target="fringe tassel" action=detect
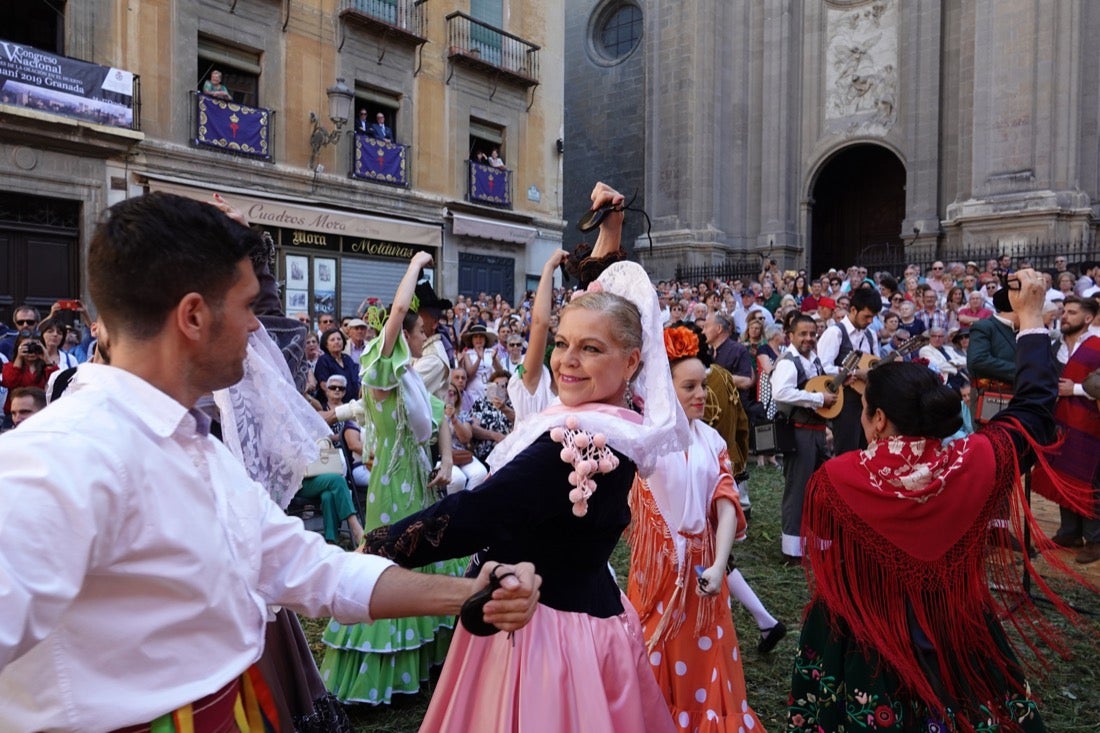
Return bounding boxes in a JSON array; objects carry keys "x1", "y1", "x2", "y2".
[{"x1": 803, "y1": 423, "x2": 1092, "y2": 733}]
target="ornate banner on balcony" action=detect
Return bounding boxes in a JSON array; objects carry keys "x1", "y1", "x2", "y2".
[
  {"x1": 353, "y1": 134, "x2": 408, "y2": 186},
  {"x1": 0, "y1": 38, "x2": 135, "y2": 129},
  {"x1": 469, "y1": 161, "x2": 511, "y2": 207},
  {"x1": 194, "y1": 94, "x2": 271, "y2": 160}
]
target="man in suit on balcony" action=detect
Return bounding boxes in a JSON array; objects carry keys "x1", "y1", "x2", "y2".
[{"x1": 367, "y1": 112, "x2": 394, "y2": 142}]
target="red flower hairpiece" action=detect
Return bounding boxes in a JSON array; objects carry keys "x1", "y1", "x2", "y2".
[{"x1": 664, "y1": 326, "x2": 700, "y2": 362}]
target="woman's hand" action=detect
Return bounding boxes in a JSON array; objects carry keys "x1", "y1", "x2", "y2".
[
  {"x1": 589, "y1": 182, "x2": 626, "y2": 259},
  {"x1": 428, "y1": 461, "x2": 452, "y2": 489},
  {"x1": 410, "y1": 251, "x2": 434, "y2": 271},
  {"x1": 697, "y1": 564, "x2": 725, "y2": 597},
  {"x1": 210, "y1": 193, "x2": 249, "y2": 226}
]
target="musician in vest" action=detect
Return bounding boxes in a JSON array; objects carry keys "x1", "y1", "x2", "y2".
[
  {"x1": 815, "y1": 287, "x2": 882, "y2": 455},
  {"x1": 1034, "y1": 295, "x2": 1100, "y2": 564},
  {"x1": 772, "y1": 314, "x2": 837, "y2": 563}
]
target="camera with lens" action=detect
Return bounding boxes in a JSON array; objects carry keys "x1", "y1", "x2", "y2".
[{"x1": 23, "y1": 341, "x2": 44, "y2": 355}]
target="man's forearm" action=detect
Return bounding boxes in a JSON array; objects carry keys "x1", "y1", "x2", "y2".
[{"x1": 369, "y1": 566, "x2": 477, "y2": 619}]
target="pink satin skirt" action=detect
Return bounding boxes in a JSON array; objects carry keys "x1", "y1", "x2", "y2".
[{"x1": 420, "y1": 599, "x2": 676, "y2": 732}]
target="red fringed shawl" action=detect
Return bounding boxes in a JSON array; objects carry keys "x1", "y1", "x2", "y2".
[{"x1": 802, "y1": 422, "x2": 1094, "y2": 732}]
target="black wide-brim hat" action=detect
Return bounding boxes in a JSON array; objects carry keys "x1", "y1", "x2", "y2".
[
  {"x1": 415, "y1": 279, "x2": 453, "y2": 312},
  {"x1": 461, "y1": 324, "x2": 498, "y2": 346}
]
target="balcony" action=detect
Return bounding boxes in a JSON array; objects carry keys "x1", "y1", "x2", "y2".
[
  {"x1": 445, "y1": 12, "x2": 540, "y2": 88},
  {"x1": 191, "y1": 91, "x2": 274, "y2": 162},
  {"x1": 467, "y1": 160, "x2": 512, "y2": 208},
  {"x1": 352, "y1": 133, "x2": 409, "y2": 187},
  {"x1": 339, "y1": 0, "x2": 426, "y2": 43}
]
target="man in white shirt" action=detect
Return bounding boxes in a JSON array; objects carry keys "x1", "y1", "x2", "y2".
[
  {"x1": 815, "y1": 286, "x2": 881, "y2": 455},
  {"x1": 0, "y1": 192, "x2": 539, "y2": 733},
  {"x1": 771, "y1": 314, "x2": 836, "y2": 563},
  {"x1": 343, "y1": 317, "x2": 370, "y2": 363}
]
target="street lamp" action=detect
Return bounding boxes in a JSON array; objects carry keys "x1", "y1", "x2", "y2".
[{"x1": 308, "y1": 78, "x2": 354, "y2": 170}]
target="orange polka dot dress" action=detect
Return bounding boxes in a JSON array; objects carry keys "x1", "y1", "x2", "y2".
[{"x1": 628, "y1": 421, "x2": 765, "y2": 733}]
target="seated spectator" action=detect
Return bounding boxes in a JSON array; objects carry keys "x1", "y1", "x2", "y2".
[
  {"x1": 881, "y1": 328, "x2": 913, "y2": 361},
  {"x1": 38, "y1": 318, "x2": 79, "y2": 370},
  {"x1": 442, "y1": 382, "x2": 488, "y2": 494},
  {"x1": 6, "y1": 386, "x2": 46, "y2": 430},
  {"x1": 816, "y1": 297, "x2": 836, "y2": 323},
  {"x1": 2, "y1": 332, "x2": 58, "y2": 423},
  {"x1": 317, "y1": 375, "x2": 371, "y2": 498},
  {"x1": 314, "y1": 328, "x2": 360, "y2": 402},
  {"x1": 201, "y1": 69, "x2": 233, "y2": 101},
  {"x1": 958, "y1": 289, "x2": 993, "y2": 326},
  {"x1": 296, "y1": 468, "x2": 365, "y2": 548},
  {"x1": 919, "y1": 327, "x2": 969, "y2": 392},
  {"x1": 0, "y1": 304, "x2": 40, "y2": 360},
  {"x1": 470, "y1": 382, "x2": 511, "y2": 462}
]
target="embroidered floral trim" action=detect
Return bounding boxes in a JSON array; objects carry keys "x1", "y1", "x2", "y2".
[
  {"x1": 550, "y1": 416, "x2": 620, "y2": 517},
  {"x1": 858, "y1": 435, "x2": 971, "y2": 502}
]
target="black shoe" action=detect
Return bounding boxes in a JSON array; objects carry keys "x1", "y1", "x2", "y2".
[
  {"x1": 758, "y1": 621, "x2": 787, "y2": 654},
  {"x1": 742, "y1": 507, "x2": 752, "y2": 522},
  {"x1": 1051, "y1": 533, "x2": 1083, "y2": 549},
  {"x1": 782, "y1": 553, "x2": 802, "y2": 568}
]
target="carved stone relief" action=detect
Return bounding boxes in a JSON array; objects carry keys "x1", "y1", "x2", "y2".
[{"x1": 824, "y1": 0, "x2": 898, "y2": 135}]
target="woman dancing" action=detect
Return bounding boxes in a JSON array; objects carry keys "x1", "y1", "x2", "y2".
[
  {"x1": 320, "y1": 252, "x2": 465, "y2": 705},
  {"x1": 628, "y1": 324, "x2": 764, "y2": 732},
  {"x1": 788, "y1": 268, "x2": 1090, "y2": 732},
  {"x1": 362, "y1": 210, "x2": 689, "y2": 730}
]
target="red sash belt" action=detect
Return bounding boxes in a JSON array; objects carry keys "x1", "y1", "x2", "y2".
[{"x1": 111, "y1": 677, "x2": 241, "y2": 733}]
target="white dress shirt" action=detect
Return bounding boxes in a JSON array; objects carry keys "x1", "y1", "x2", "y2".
[
  {"x1": 770, "y1": 346, "x2": 827, "y2": 409},
  {"x1": 816, "y1": 316, "x2": 876, "y2": 375},
  {"x1": 0, "y1": 364, "x2": 393, "y2": 732}
]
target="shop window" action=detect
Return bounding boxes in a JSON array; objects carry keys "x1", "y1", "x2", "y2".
[
  {"x1": 196, "y1": 35, "x2": 261, "y2": 107},
  {"x1": 0, "y1": 1, "x2": 65, "y2": 54}
]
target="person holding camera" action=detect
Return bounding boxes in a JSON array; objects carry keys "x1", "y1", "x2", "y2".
[{"x1": 1, "y1": 333, "x2": 58, "y2": 422}]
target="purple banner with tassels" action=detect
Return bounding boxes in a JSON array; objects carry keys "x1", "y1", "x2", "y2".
[
  {"x1": 468, "y1": 161, "x2": 511, "y2": 207},
  {"x1": 353, "y1": 134, "x2": 408, "y2": 186},
  {"x1": 194, "y1": 94, "x2": 271, "y2": 160}
]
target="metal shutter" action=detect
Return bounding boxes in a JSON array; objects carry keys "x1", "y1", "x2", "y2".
[{"x1": 340, "y1": 258, "x2": 409, "y2": 316}]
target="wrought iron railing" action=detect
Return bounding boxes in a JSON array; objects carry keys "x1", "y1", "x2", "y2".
[
  {"x1": 190, "y1": 91, "x2": 274, "y2": 161},
  {"x1": 467, "y1": 160, "x2": 512, "y2": 208},
  {"x1": 352, "y1": 133, "x2": 409, "y2": 186},
  {"x1": 339, "y1": 0, "x2": 425, "y2": 38},
  {"x1": 445, "y1": 12, "x2": 540, "y2": 84}
]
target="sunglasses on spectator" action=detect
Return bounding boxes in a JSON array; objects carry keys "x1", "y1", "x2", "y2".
[
  {"x1": 891, "y1": 295, "x2": 903, "y2": 302},
  {"x1": 16, "y1": 319, "x2": 36, "y2": 326},
  {"x1": 508, "y1": 342, "x2": 523, "y2": 347},
  {"x1": 328, "y1": 386, "x2": 346, "y2": 392}
]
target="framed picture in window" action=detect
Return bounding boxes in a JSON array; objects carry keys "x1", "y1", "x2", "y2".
[
  {"x1": 286, "y1": 255, "x2": 309, "y2": 288},
  {"x1": 286, "y1": 289, "x2": 308, "y2": 313},
  {"x1": 314, "y1": 257, "x2": 336, "y2": 286}
]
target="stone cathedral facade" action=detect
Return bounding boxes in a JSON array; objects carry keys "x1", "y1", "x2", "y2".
[{"x1": 565, "y1": 0, "x2": 1100, "y2": 279}]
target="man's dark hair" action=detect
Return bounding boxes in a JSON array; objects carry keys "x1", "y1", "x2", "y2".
[
  {"x1": 789, "y1": 313, "x2": 817, "y2": 332},
  {"x1": 849, "y1": 287, "x2": 882, "y2": 314},
  {"x1": 878, "y1": 275, "x2": 899, "y2": 294},
  {"x1": 1064, "y1": 294, "x2": 1100, "y2": 318},
  {"x1": 88, "y1": 192, "x2": 257, "y2": 340},
  {"x1": 11, "y1": 386, "x2": 47, "y2": 410}
]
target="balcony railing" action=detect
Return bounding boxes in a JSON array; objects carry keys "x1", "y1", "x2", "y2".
[
  {"x1": 191, "y1": 91, "x2": 274, "y2": 162},
  {"x1": 446, "y1": 12, "x2": 539, "y2": 87},
  {"x1": 467, "y1": 160, "x2": 512, "y2": 208},
  {"x1": 0, "y1": 38, "x2": 140, "y2": 130},
  {"x1": 339, "y1": 0, "x2": 426, "y2": 42},
  {"x1": 352, "y1": 133, "x2": 409, "y2": 187}
]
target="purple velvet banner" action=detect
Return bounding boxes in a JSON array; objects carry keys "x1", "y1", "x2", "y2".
[
  {"x1": 469, "y1": 161, "x2": 511, "y2": 207},
  {"x1": 194, "y1": 94, "x2": 270, "y2": 160},
  {"x1": 353, "y1": 134, "x2": 408, "y2": 186}
]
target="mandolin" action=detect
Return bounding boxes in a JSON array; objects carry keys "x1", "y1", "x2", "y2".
[
  {"x1": 848, "y1": 334, "x2": 931, "y2": 395},
  {"x1": 803, "y1": 350, "x2": 861, "y2": 419}
]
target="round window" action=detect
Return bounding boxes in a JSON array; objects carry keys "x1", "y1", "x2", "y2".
[{"x1": 594, "y1": 3, "x2": 642, "y2": 63}]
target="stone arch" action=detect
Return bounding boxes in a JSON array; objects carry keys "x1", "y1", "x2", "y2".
[{"x1": 805, "y1": 142, "x2": 907, "y2": 277}]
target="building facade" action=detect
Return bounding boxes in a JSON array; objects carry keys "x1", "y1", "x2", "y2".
[
  {"x1": 564, "y1": 0, "x2": 1100, "y2": 280},
  {"x1": 0, "y1": 0, "x2": 564, "y2": 326}
]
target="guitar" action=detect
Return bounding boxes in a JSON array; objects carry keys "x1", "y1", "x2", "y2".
[
  {"x1": 803, "y1": 350, "x2": 861, "y2": 419},
  {"x1": 848, "y1": 334, "x2": 931, "y2": 395}
]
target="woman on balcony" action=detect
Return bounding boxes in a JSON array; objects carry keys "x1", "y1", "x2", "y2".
[{"x1": 201, "y1": 70, "x2": 233, "y2": 101}]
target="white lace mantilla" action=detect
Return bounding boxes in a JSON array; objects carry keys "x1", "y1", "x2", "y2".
[{"x1": 214, "y1": 324, "x2": 332, "y2": 509}]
